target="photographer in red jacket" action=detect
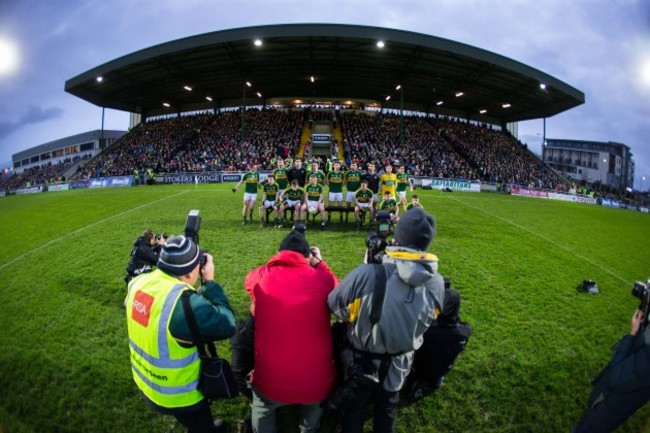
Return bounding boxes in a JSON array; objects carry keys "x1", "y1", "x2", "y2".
[{"x1": 245, "y1": 230, "x2": 339, "y2": 433}]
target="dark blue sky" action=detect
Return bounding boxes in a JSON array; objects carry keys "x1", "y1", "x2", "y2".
[{"x1": 1, "y1": 0, "x2": 648, "y2": 187}]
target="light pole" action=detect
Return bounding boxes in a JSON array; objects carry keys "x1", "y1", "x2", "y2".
[
  {"x1": 643, "y1": 175, "x2": 647, "y2": 192},
  {"x1": 396, "y1": 85, "x2": 404, "y2": 147},
  {"x1": 240, "y1": 81, "x2": 251, "y2": 142}
]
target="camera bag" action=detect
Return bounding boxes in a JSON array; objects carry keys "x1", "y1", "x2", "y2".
[{"x1": 181, "y1": 291, "x2": 239, "y2": 400}]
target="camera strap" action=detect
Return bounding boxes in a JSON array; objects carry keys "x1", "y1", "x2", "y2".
[
  {"x1": 181, "y1": 290, "x2": 218, "y2": 358},
  {"x1": 363, "y1": 264, "x2": 388, "y2": 349},
  {"x1": 369, "y1": 264, "x2": 387, "y2": 325}
]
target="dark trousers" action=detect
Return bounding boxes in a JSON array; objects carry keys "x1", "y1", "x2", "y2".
[
  {"x1": 341, "y1": 385, "x2": 400, "y2": 433},
  {"x1": 173, "y1": 400, "x2": 216, "y2": 433}
]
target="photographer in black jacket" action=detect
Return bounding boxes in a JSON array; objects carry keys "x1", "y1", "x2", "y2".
[
  {"x1": 573, "y1": 306, "x2": 650, "y2": 432},
  {"x1": 124, "y1": 229, "x2": 165, "y2": 284}
]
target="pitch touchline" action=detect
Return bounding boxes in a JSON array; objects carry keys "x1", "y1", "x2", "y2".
[
  {"x1": 0, "y1": 190, "x2": 189, "y2": 271},
  {"x1": 448, "y1": 196, "x2": 629, "y2": 284}
]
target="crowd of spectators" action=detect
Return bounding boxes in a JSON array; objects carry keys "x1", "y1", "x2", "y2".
[
  {"x1": 1, "y1": 108, "x2": 643, "y2": 206},
  {"x1": 0, "y1": 154, "x2": 90, "y2": 190},
  {"x1": 340, "y1": 111, "x2": 476, "y2": 179},
  {"x1": 435, "y1": 119, "x2": 565, "y2": 189},
  {"x1": 80, "y1": 108, "x2": 302, "y2": 178}
]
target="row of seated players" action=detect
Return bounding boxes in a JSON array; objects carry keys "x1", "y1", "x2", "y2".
[{"x1": 239, "y1": 172, "x2": 424, "y2": 231}]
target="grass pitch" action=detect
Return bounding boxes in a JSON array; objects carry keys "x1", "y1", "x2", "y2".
[{"x1": 1, "y1": 184, "x2": 649, "y2": 433}]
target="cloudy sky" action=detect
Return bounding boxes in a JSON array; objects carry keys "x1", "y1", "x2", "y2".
[{"x1": 1, "y1": 0, "x2": 648, "y2": 188}]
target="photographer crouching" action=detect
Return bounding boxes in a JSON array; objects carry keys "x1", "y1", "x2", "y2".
[
  {"x1": 327, "y1": 207, "x2": 446, "y2": 433},
  {"x1": 124, "y1": 229, "x2": 167, "y2": 285},
  {"x1": 125, "y1": 235, "x2": 236, "y2": 433},
  {"x1": 574, "y1": 280, "x2": 650, "y2": 433}
]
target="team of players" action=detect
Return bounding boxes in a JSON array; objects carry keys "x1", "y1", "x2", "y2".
[{"x1": 232, "y1": 158, "x2": 423, "y2": 230}]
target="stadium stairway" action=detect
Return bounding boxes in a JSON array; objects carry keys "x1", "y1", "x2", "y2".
[
  {"x1": 332, "y1": 119, "x2": 344, "y2": 160},
  {"x1": 298, "y1": 121, "x2": 312, "y2": 158}
]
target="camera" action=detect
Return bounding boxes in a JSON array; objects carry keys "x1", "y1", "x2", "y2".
[
  {"x1": 632, "y1": 280, "x2": 650, "y2": 328},
  {"x1": 184, "y1": 209, "x2": 208, "y2": 277},
  {"x1": 184, "y1": 209, "x2": 201, "y2": 245},
  {"x1": 364, "y1": 211, "x2": 392, "y2": 264},
  {"x1": 326, "y1": 361, "x2": 380, "y2": 411},
  {"x1": 374, "y1": 210, "x2": 392, "y2": 239}
]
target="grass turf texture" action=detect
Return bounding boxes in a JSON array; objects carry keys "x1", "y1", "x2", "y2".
[{"x1": 1, "y1": 184, "x2": 649, "y2": 433}]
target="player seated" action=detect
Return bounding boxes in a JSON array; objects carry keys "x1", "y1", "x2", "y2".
[
  {"x1": 279, "y1": 179, "x2": 304, "y2": 225},
  {"x1": 353, "y1": 179, "x2": 375, "y2": 231},
  {"x1": 378, "y1": 191, "x2": 399, "y2": 223},
  {"x1": 406, "y1": 194, "x2": 424, "y2": 211},
  {"x1": 258, "y1": 175, "x2": 280, "y2": 227},
  {"x1": 301, "y1": 172, "x2": 327, "y2": 230}
]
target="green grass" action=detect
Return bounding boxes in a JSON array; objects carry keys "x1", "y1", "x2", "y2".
[{"x1": 1, "y1": 184, "x2": 650, "y2": 433}]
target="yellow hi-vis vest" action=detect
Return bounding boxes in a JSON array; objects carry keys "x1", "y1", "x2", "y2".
[{"x1": 126, "y1": 270, "x2": 202, "y2": 408}]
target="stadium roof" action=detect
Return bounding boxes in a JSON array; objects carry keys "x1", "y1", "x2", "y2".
[{"x1": 65, "y1": 23, "x2": 585, "y2": 124}]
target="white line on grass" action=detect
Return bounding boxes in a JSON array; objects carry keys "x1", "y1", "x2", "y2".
[
  {"x1": 0, "y1": 190, "x2": 190, "y2": 271},
  {"x1": 447, "y1": 196, "x2": 630, "y2": 284}
]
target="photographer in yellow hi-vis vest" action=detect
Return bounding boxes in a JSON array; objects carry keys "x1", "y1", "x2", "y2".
[{"x1": 126, "y1": 235, "x2": 236, "y2": 433}]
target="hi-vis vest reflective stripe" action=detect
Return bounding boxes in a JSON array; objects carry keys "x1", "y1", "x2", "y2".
[{"x1": 126, "y1": 270, "x2": 202, "y2": 408}]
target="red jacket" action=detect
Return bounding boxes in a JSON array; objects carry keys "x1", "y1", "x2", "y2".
[{"x1": 245, "y1": 250, "x2": 339, "y2": 403}]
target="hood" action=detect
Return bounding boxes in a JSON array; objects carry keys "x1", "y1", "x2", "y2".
[
  {"x1": 133, "y1": 236, "x2": 147, "y2": 247},
  {"x1": 266, "y1": 249, "x2": 310, "y2": 268},
  {"x1": 382, "y1": 246, "x2": 438, "y2": 286}
]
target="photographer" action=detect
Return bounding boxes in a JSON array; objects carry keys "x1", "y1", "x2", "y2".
[
  {"x1": 124, "y1": 229, "x2": 165, "y2": 284},
  {"x1": 573, "y1": 306, "x2": 650, "y2": 433},
  {"x1": 406, "y1": 288, "x2": 472, "y2": 402},
  {"x1": 244, "y1": 231, "x2": 339, "y2": 433},
  {"x1": 125, "y1": 235, "x2": 236, "y2": 433},
  {"x1": 327, "y1": 207, "x2": 446, "y2": 433}
]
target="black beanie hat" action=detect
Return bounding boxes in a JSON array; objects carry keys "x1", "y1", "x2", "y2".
[
  {"x1": 158, "y1": 235, "x2": 201, "y2": 276},
  {"x1": 279, "y1": 231, "x2": 311, "y2": 258},
  {"x1": 394, "y1": 207, "x2": 436, "y2": 251}
]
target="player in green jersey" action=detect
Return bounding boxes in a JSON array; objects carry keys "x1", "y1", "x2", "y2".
[
  {"x1": 301, "y1": 173, "x2": 327, "y2": 230},
  {"x1": 379, "y1": 191, "x2": 400, "y2": 223},
  {"x1": 354, "y1": 179, "x2": 375, "y2": 231},
  {"x1": 344, "y1": 162, "x2": 364, "y2": 208},
  {"x1": 272, "y1": 159, "x2": 290, "y2": 191},
  {"x1": 258, "y1": 175, "x2": 280, "y2": 227},
  {"x1": 405, "y1": 194, "x2": 424, "y2": 211},
  {"x1": 326, "y1": 161, "x2": 345, "y2": 207},
  {"x1": 396, "y1": 165, "x2": 413, "y2": 210},
  {"x1": 310, "y1": 161, "x2": 326, "y2": 185},
  {"x1": 232, "y1": 163, "x2": 260, "y2": 225},
  {"x1": 278, "y1": 180, "x2": 305, "y2": 226}
]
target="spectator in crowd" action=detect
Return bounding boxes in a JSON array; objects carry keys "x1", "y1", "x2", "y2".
[
  {"x1": 245, "y1": 231, "x2": 339, "y2": 433},
  {"x1": 125, "y1": 235, "x2": 236, "y2": 433},
  {"x1": 327, "y1": 207, "x2": 446, "y2": 433}
]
